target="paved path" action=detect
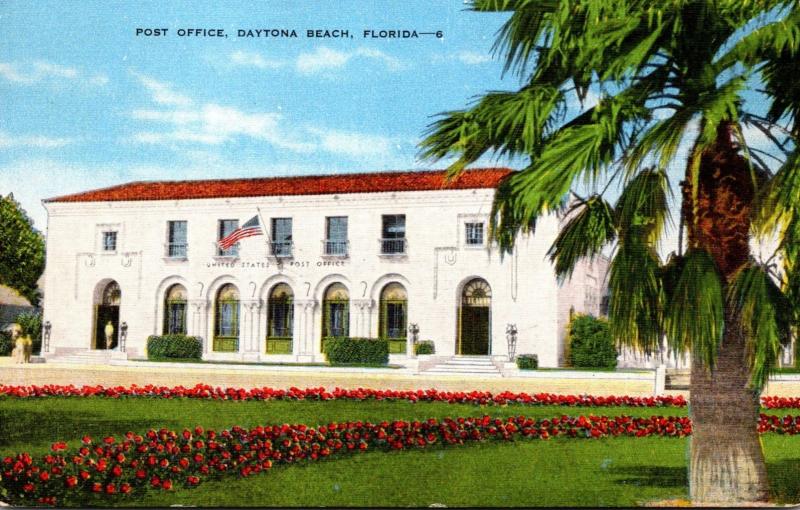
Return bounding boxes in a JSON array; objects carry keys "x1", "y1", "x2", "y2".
[
  {"x1": 0, "y1": 358, "x2": 671, "y2": 396},
  {"x1": 2, "y1": 358, "x2": 798, "y2": 397}
]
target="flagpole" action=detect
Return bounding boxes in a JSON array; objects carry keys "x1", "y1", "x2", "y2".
[{"x1": 256, "y1": 206, "x2": 271, "y2": 255}]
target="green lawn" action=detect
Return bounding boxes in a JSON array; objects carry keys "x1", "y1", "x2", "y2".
[{"x1": 0, "y1": 397, "x2": 798, "y2": 507}]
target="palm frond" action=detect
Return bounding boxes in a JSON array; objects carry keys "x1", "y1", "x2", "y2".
[
  {"x1": 752, "y1": 151, "x2": 800, "y2": 236},
  {"x1": 727, "y1": 263, "x2": 792, "y2": 389},
  {"x1": 615, "y1": 167, "x2": 672, "y2": 246},
  {"x1": 608, "y1": 238, "x2": 664, "y2": 355},
  {"x1": 547, "y1": 195, "x2": 616, "y2": 281},
  {"x1": 418, "y1": 85, "x2": 567, "y2": 175},
  {"x1": 664, "y1": 249, "x2": 725, "y2": 370}
]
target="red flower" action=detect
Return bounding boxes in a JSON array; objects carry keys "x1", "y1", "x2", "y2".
[
  {"x1": 162, "y1": 480, "x2": 173, "y2": 490},
  {"x1": 51, "y1": 442, "x2": 67, "y2": 452}
]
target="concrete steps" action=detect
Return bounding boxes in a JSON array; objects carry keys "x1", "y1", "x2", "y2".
[
  {"x1": 423, "y1": 356, "x2": 502, "y2": 377},
  {"x1": 665, "y1": 369, "x2": 689, "y2": 390},
  {"x1": 47, "y1": 350, "x2": 116, "y2": 365}
]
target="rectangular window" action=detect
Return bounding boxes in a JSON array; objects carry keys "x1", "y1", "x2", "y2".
[
  {"x1": 385, "y1": 303, "x2": 407, "y2": 339},
  {"x1": 465, "y1": 222, "x2": 485, "y2": 246},
  {"x1": 164, "y1": 302, "x2": 187, "y2": 335},
  {"x1": 271, "y1": 218, "x2": 293, "y2": 257},
  {"x1": 167, "y1": 220, "x2": 188, "y2": 258},
  {"x1": 218, "y1": 219, "x2": 239, "y2": 257},
  {"x1": 325, "y1": 216, "x2": 348, "y2": 255},
  {"x1": 102, "y1": 231, "x2": 117, "y2": 252},
  {"x1": 381, "y1": 214, "x2": 406, "y2": 254}
]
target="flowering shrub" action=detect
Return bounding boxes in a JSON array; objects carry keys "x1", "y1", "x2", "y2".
[
  {"x1": 0, "y1": 383, "x2": 690, "y2": 407},
  {"x1": 0, "y1": 413, "x2": 694, "y2": 506}
]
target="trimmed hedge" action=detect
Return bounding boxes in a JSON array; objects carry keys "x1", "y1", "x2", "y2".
[
  {"x1": 147, "y1": 335, "x2": 202, "y2": 360},
  {"x1": 0, "y1": 330, "x2": 11, "y2": 356},
  {"x1": 15, "y1": 312, "x2": 41, "y2": 355},
  {"x1": 568, "y1": 314, "x2": 618, "y2": 369},
  {"x1": 516, "y1": 354, "x2": 538, "y2": 370},
  {"x1": 414, "y1": 340, "x2": 435, "y2": 355},
  {"x1": 322, "y1": 337, "x2": 389, "y2": 365}
]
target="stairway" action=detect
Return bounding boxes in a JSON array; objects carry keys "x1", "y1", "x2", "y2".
[
  {"x1": 47, "y1": 350, "x2": 116, "y2": 365},
  {"x1": 422, "y1": 356, "x2": 502, "y2": 377},
  {"x1": 665, "y1": 369, "x2": 690, "y2": 390}
]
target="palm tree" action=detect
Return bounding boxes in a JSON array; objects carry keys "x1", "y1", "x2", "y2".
[{"x1": 420, "y1": 0, "x2": 799, "y2": 504}]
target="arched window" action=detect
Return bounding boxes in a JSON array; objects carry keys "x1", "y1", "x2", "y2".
[
  {"x1": 379, "y1": 282, "x2": 407, "y2": 353},
  {"x1": 214, "y1": 284, "x2": 239, "y2": 352},
  {"x1": 163, "y1": 284, "x2": 187, "y2": 335},
  {"x1": 267, "y1": 283, "x2": 293, "y2": 354},
  {"x1": 322, "y1": 283, "x2": 349, "y2": 348},
  {"x1": 458, "y1": 278, "x2": 492, "y2": 355},
  {"x1": 102, "y1": 281, "x2": 121, "y2": 306}
]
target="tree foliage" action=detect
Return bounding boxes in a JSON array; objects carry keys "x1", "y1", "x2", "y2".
[
  {"x1": 0, "y1": 194, "x2": 45, "y2": 306},
  {"x1": 420, "y1": 0, "x2": 800, "y2": 390},
  {"x1": 568, "y1": 314, "x2": 618, "y2": 369}
]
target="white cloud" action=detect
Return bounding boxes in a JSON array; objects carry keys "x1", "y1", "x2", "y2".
[
  {"x1": 455, "y1": 51, "x2": 492, "y2": 65},
  {"x1": 0, "y1": 131, "x2": 76, "y2": 149},
  {"x1": 0, "y1": 60, "x2": 108, "y2": 87},
  {"x1": 132, "y1": 73, "x2": 192, "y2": 107},
  {"x1": 229, "y1": 50, "x2": 284, "y2": 70},
  {"x1": 309, "y1": 128, "x2": 396, "y2": 158},
  {"x1": 295, "y1": 46, "x2": 404, "y2": 74},
  {"x1": 128, "y1": 73, "x2": 410, "y2": 163}
]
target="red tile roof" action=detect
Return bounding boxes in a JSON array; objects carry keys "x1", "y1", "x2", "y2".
[{"x1": 45, "y1": 167, "x2": 514, "y2": 203}]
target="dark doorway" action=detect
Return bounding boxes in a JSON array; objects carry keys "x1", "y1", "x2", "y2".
[
  {"x1": 458, "y1": 278, "x2": 492, "y2": 355},
  {"x1": 95, "y1": 305, "x2": 119, "y2": 349},
  {"x1": 94, "y1": 280, "x2": 121, "y2": 350}
]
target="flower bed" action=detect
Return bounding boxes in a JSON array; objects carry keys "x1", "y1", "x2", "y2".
[
  {"x1": 3, "y1": 412, "x2": 800, "y2": 506},
  {"x1": 1, "y1": 413, "x2": 694, "y2": 506},
  {"x1": 0, "y1": 383, "x2": 689, "y2": 407}
]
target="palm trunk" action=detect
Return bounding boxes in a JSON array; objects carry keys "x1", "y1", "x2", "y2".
[
  {"x1": 682, "y1": 122, "x2": 770, "y2": 504},
  {"x1": 689, "y1": 303, "x2": 769, "y2": 503}
]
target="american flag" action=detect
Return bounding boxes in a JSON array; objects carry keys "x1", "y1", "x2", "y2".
[{"x1": 218, "y1": 215, "x2": 263, "y2": 250}]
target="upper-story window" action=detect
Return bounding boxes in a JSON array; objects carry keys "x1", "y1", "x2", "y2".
[
  {"x1": 102, "y1": 231, "x2": 118, "y2": 252},
  {"x1": 465, "y1": 222, "x2": 485, "y2": 246},
  {"x1": 218, "y1": 219, "x2": 239, "y2": 257},
  {"x1": 271, "y1": 218, "x2": 293, "y2": 257},
  {"x1": 324, "y1": 216, "x2": 348, "y2": 256},
  {"x1": 381, "y1": 214, "x2": 406, "y2": 255},
  {"x1": 167, "y1": 221, "x2": 188, "y2": 258}
]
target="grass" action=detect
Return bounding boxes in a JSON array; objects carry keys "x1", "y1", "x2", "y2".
[{"x1": 0, "y1": 397, "x2": 797, "y2": 507}]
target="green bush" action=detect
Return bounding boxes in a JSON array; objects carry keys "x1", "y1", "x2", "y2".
[
  {"x1": 516, "y1": 354, "x2": 538, "y2": 370},
  {"x1": 15, "y1": 311, "x2": 41, "y2": 354},
  {"x1": 568, "y1": 314, "x2": 618, "y2": 369},
  {"x1": 323, "y1": 337, "x2": 389, "y2": 365},
  {"x1": 147, "y1": 335, "x2": 202, "y2": 360},
  {"x1": 0, "y1": 330, "x2": 11, "y2": 356},
  {"x1": 414, "y1": 340, "x2": 435, "y2": 355}
]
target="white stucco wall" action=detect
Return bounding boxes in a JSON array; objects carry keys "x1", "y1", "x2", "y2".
[{"x1": 41, "y1": 187, "x2": 563, "y2": 366}]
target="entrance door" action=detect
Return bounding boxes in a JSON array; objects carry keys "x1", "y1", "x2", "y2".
[
  {"x1": 460, "y1": 306, "x2": 489, "y2": 354},
  {"x1": 95, "y1": 305, "x2": 119, "y2": 349},
  {"x1": 458, "y1": 278, "x2": 492, "y2": 355},
  {"x1": 94, "y1": 280, "x2": 121, "y2": 350}
]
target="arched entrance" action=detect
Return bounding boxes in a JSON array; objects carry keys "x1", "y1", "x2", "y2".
[
  {"x1": 94, "y1": 281, "x2": 121, "y2": 350},
  {"x1": 267, "y1": 283, "x2": 294, "y2": 354},
  {"x1": 458, "y1": 278, "x2": 491, "y2": 355}
]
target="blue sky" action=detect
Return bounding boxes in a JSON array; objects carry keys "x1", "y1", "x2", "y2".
[
  {"x1": 0, "y1": 1, "x2": 785, "y2": 263},
  {"x1": 0, "y1": 1, "x2": 522, "y2": 229}
]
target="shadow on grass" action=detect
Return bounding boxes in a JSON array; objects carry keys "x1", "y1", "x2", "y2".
[
  {"x1": 0, "y1": 408, "x2": 173, "y2": 448},
  {"x1": 609, "y1": 466, "x2": 687, "y2": 488},
  {"x1": 767, "y1": 458, "x2": 800, "y2": 504}
]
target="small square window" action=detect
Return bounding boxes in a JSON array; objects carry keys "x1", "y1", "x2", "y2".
[
  {"x1": 465, "y1": 222, "x2": 484, "y2": 246},
  {"x1": 102, "y1": 231, "x2": 117, "y2": 252}
]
